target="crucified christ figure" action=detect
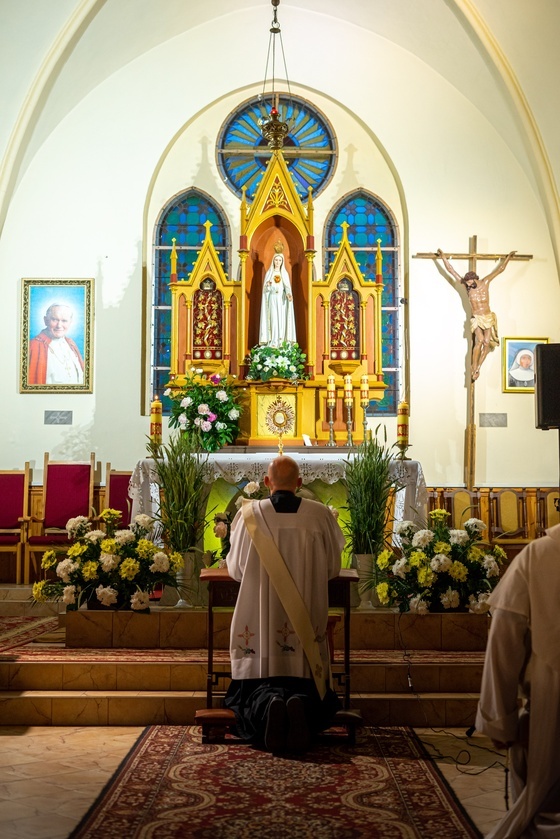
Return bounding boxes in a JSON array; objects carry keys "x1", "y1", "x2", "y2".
[{"x1": 436, "y1": 249, "x2": 516, "y2": 381}]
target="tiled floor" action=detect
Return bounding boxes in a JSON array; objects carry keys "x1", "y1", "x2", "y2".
[
  {"x1": 417, "y1": 727, "x2": 508, "y2": 836},
  {"x1": 0, "y1": 725, "x2": 507, "y2": 838}
]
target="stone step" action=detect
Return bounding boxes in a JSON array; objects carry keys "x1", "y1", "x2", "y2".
[
  {"x1": 61, "y1": 608, "x2": 489, "y2": 651},
  {"x1": 0, "y1": 585, "x2": 65, "y2": 616},
  {"x1": 0, "y1": 689, "x2": 479, "y2": 728},
  {"x1": 0, "y1": 656, "x2": 483, "y2": 694}
]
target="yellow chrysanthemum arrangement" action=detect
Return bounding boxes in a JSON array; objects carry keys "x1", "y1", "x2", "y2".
[
  {"x1": 373, "y1": 508, "x2": 506, "y2": 613},
  {"x1": 32, "y1": 508, "x2": 184, "y2": 611}
]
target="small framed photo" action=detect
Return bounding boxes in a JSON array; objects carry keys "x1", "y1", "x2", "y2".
[
  {"x1": 20, "y1": 279, "x2": 94, "y2": 393},
  {"x1": 502, "y1": 336, "x2": 548, "y2": 393}
]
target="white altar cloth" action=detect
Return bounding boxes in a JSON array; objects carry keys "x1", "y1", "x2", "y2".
[{"x1": 129, "y1": 451, "x2": 427, "y2": 526}]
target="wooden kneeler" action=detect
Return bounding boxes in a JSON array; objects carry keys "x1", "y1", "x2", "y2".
[
  {"x1": 195, "y1": 707, "x2": 237, "y2": 744},
  {"x1": 196, "y1": 568, "x2": 362, "y2": 745},
  {"x1": 195, "y1": 708, "x2": 363, "y2": 746}
]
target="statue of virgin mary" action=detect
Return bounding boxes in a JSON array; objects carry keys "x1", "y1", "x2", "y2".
[{"x1": 258, "y1": 247, "x2": 297, "y2": 348}]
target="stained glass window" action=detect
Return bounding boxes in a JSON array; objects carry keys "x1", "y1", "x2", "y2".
[
  {"x1": 216, "y1": 95, "x2": 337, "y2": 200},
  {"x1": 152, "y1": 190, "x2": 230, "y2": 413},
  {"x1": 325, "y1": 191, "x2": 400, "y2": 415}
]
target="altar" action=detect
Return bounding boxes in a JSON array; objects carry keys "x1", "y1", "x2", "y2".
[{"x1": 129, "y1": 449, "x2": 427, "y2": 561}]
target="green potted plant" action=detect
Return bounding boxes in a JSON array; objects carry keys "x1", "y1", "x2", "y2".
[
  {"x1": 146, "y1": 433, "x2": 209, "y2": 606},
  {"x1": 344, "y1": 430, "x2": 398, "y2": 609}
]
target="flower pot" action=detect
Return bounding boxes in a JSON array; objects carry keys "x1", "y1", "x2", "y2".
[
  {"x1": 160, "y1": 552, "x2": 208, "y2": 608},
  {"x1": 355, "y1": 554, "x2": 376, "y2": 610}
]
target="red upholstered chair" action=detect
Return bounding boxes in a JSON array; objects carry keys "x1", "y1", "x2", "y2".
[
  {"x1": 0, "y1": 463, "x2": 31, "y2": 585},
  {"x1": 24, "y1": 452, "x2": 95, "y2": 584},
  {"x1": 104, "y1": 463, "x2": 133, "y2": 527}
]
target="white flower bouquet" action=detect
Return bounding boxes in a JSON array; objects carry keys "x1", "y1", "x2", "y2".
[
  {"x1": 373, "y1": 508, "x2": 506, "y2": 613},
  {"x1": 166, "y1": 369, "x2": 243, "y2": 452},
  {"x1": 32, "y1": 508, "x2": 184, "y2": 611},
  {"x1": 245, "y1": 342, "x2": 308, "y2": 382}
]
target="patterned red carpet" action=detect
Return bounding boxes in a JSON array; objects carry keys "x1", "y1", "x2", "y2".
[
  {"x1": 0, "y1": 615, "x2": 58, "y2": 651},
  {"x1": 70, "y1": 725, "x2": 481, "y2": 839}
]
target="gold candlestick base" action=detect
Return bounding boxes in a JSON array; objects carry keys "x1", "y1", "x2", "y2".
[
  {"x1": 396, "y1": 440, "x2": 411, "y2": 460},
  {"x1": 326, "y1": 403, "x2": 337, "y2": 446},
  {"x1": 345, "y1": 403, "x2": 354, "y2": 447},
  {"x1": 361, "y1": 401, "x2": 369, "y2": 443}
]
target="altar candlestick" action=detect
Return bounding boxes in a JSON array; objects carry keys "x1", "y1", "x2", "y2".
[
  {"x1": 360, "y1": 375, "x2": 370, "y2": 442},
  {"x1": 325, "y1": 375, "x2": 337, "y2": 447},
  {"x1": 327, "y1": 375, "x2": 336, "y2": 406},
  {"x1": 150, "y1": 395, "x2": 162, "y2": 445},
  {"x1": 344, "y1": 375, "x2": 353, "y2": 405},
  {"x1": 396, "y1": 400, "x2": 410, "y2": 458},
  {"x1": 343, "y1": 375, "x2": 354, "y2": 446},
  {"x1": 360, "y1": 375, "x2": 369, "y2": 406}
]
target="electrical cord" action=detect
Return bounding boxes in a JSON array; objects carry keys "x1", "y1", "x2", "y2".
[{"x1": 394, "y1": 616, "x2": 509, "y2": 807}]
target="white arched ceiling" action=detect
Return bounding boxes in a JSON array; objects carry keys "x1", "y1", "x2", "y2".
[{"x1": 1, "y1": 0, "x2": 558, "y2": 271}]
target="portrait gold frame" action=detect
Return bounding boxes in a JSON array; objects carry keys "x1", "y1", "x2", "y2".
[
  {"x1": 20, "y1": 278, "x2": 94, "y2": 393},
  {"x1": 502, "y1": 336, "x2": 548, "y2": 394}
]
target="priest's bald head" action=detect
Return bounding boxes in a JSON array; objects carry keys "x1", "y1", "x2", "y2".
[{"x1": 264, "y1": 456, "x2": 302, "y2": 494}]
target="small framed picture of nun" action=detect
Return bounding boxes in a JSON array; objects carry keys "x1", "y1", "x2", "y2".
[{"x1": 502, "y1": 337, "x2": 548, "y2": 393}]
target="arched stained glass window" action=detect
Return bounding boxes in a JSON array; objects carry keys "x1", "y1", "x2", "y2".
[
  {"x1": 151, "y1": 189, "x2": 230, "y2": 412},
  {"x1": 325, "y1": 191, "x2": 400, "y2": 415},
  {"x1": 216, "y1": 95, "x2": 337, "y2": 200}
]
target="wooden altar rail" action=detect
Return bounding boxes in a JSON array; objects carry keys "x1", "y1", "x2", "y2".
[
  {"x1": 426, "y1": 486, "x2": 560, "y2": 559},
  {"x1": 20, "y1": 482, "x2": 560, "y2": 542},
  {"x1": 3, "y1": 484, "x2": 559, "y2": 585}
]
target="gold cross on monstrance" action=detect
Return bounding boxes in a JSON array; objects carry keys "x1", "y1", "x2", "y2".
[{"x1": 414, "y1": 235, "x2": 533, "y2": 488}]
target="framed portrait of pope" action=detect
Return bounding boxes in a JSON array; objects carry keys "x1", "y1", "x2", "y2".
[{"x1": 20, "y1": 279, "x2": 94, "y2": 393}]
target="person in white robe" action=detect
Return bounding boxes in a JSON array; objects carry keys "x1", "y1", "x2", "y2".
[
  {"x1": 475, "y1": 522, "x2": 560, "y2": 838},
  {"x1": 225, "y1": 456, "x2": 344, "y2": 752},
  {"x1": 258, "y1": 252, "x2": 297, "y2": 348}
]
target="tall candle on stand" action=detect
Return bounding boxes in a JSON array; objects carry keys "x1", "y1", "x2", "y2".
[
  {"x1": 344, "y1": 375, "x2": 354, "y2": 445},
  {"x1": 150, "y1": 395, "x2": 162, "y2": 445},
  {"x1": 327, "y1": 375, "x2": 336, "y2": 407},
  {"x1": 344, "y1": 375, "x2": 353, "y2": 404},
  {"x1": 360, "y1": 375, "x2": 370, "y2": 442},
  {"x1": 397, "y1": 400, "x2": 409, "y2": 454},
  {"x1": 325, "y1": 375, "x2": 337, "y2": 446},
  {"x1": 360, "y1": 375, "x2": 369, "y2": 406}
]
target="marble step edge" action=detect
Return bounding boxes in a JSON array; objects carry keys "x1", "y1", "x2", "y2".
[
  {"x1": 2, "y1": 650, "x2": 485, "y2": 664},
  {"x1": 0, "y1": 689, "x2": 481, "y2": 699},
  {"x1": 0, "y1": 690, "x2": 479, "y2": 727},
  {"x1": 0, "y1": 671, "x2": 483, "y2": 694}
]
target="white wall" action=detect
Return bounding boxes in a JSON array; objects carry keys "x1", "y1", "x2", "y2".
[{"x1": 0, "y1": 8, "x2": 557, "y2": 486}]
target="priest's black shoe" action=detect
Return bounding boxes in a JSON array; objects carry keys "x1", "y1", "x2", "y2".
[
  {"x1": 264, "y1": 696, "x2": 287, "y2": 753},
  {"x1": 286, "y1": 696, "x2": 311, "y2": 754}
]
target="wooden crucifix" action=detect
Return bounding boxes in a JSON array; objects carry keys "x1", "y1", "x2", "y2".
[{"x1": 414, "y1": 235, "x2": 533, "y2": 488}]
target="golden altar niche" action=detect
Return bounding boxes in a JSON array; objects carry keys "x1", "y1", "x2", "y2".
[{"x1": 167, "y1": 146, "x2": 386, "y2": 446}]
